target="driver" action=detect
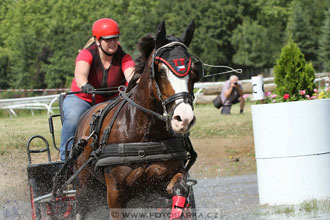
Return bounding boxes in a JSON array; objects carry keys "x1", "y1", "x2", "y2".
[{"x1": 59, "y1": 18, "x2": 135, "y2": 161}]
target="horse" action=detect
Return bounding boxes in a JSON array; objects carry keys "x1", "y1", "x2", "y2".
[{"x1": 69, "y1": 20, "x2": 202, "y2": 219}]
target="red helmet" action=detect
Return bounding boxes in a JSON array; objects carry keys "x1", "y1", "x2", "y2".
[{"x1": 92, "y1": 18, "x2": 120, "y2": 40}]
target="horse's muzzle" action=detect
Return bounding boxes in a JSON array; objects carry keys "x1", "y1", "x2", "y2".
[{"x1": 170, "y1": 102, "x2": 196, "y2": 133}]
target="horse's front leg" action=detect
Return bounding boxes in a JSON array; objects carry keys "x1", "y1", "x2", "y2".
[
  {"x1": 167, "y1": 173, "x2": 190, "y2": 220},
  {"x1": 104, "y1": 166, "x2": 133, "y2": 220}
]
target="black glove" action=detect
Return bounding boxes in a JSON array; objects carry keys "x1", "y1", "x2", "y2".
[{"x1": 81, "y1": 82, "x2": 95, "y2": 94}]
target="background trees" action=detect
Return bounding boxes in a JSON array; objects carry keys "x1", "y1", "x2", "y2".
[
  {"x1": 0, "y1": 0, "x2": 329, "y2": 89},
  {"x1": 319, "y1": 8, "x2": 330, "y2": 72}
]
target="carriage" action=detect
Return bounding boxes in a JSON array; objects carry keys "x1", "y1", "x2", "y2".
[
  {"x1": 26, "y1": 129, "x2": 197, "y2": 220},
  {"x1": 26, "y1": 20, "x2": 202, "y2": 220}
]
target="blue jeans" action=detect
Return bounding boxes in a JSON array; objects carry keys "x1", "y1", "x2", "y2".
[{"x1": 59, "y1": 94, "x2": 91, "y2": 161}]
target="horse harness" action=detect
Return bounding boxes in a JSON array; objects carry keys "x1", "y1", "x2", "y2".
[
  {"x1": 86, "y1": 85, "x2": 196, "y2": 170},
  {"x1": 53, "y1": 42, "x2": 199, "y2": 193},
  {"x1": 87, "y1": 41, "x2": 200, "y2": 168}
]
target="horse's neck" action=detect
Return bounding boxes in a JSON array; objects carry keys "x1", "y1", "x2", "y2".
[
  {"x1": 126, "y1": 73, "x2": 172, "y2": 140},
  {"x1": 131, "y1": 70, "x2": 154, "y2": 107}
]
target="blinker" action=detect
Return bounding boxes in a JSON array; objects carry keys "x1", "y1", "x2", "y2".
[{"x1": 155, "y1": 46, "x2": 191, "y2": 78}]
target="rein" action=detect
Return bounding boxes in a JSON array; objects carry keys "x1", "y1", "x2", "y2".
[{"x1": 119, "y1": 86, "x2": 168, "y2": 121}]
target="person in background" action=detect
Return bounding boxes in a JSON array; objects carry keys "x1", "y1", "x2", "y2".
[
  {"x1": 59, "y1": 18, "x2": 135, "y2": 161},
  {"x1": 219, "y1": 75, "x2": 245, "y2": 115}
]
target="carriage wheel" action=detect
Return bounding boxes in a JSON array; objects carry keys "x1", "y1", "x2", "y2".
[
  {"x1": 181, "y1": 178, "x2": 197, "y2": 220},
  {"x1": 186, "y1": 187, "x2": 197, "y2": 220},
  {"x1": 29, "y1": 179, "x2": 42, "y2": 220}
]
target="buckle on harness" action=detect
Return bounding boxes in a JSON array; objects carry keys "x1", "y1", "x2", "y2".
[{"x1": 138, "y1": 150, "x2": 146, "y2": 158}]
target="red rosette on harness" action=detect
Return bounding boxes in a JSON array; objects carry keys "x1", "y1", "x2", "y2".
[{"x1": 155, "y1": 46, "x2": 191, "y2": 77}]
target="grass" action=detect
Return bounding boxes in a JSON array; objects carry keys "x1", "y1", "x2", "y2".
[
  {"x1": 0, "y1": 113, "x2": 62, "y2": 155},
  {"x1": 190, "y1": 102, "x2": 253, "y2": 139},
  {"x1": 0, "y1": 101, "x2": 256, "y2": 176},
  {"x1": 1, "y1": 102, "x2": 254, "y2": 150},
  {"x1": 260, "y1": 199, "x2": 330, "y2": 219}
]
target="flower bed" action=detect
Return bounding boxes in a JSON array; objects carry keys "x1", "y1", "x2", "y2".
[{"x1": 262, "y1": 88, "x2": 330, "y2": 104}]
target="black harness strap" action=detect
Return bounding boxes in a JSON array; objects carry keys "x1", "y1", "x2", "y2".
[
  {"x1": 98, "y1": 86, "x2": 136, "y2": 148},
  {"x1": 183, "y1": 136, "x2": 197, "y2": 173},
  {"x1": 163, "y1": 92, "x2": 194, "y2": 107},
  {"x1": 100, "y1": 138, "x2": 187, "y2": 158},
  {"x1": 95, "y1": 138, "x2": 188, "y2": 168},
  {"x1": 88, "y1": 89, "x2": 133, "y2": 151},
  {"x1": 93, "y1": 97, "x2": 122, "y2": 136},
  {"x1": 119, "y1": 86, "x2": 168, "y2": 121},
  {"x1": 89, "y1": 99, "x2": 119, "y2": 150}
]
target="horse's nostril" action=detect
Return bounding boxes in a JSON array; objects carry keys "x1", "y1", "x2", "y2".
[{"x1": 174, "y1": 115, "x2": 182, "y2": 122}]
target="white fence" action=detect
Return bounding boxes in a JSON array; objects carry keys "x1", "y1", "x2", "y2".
[
  {"x1": 194, "y1": 74, "x2": 329, "y2": 94},
  {"x1": 0, "y1": 94, "x2": 59, "y2": 116},
  {"x1": 0, "y1": 73, "x2": 328, "y2": 116},
  {"x1": 194, "y1": 76, "x2": 275, "y2": 96}
]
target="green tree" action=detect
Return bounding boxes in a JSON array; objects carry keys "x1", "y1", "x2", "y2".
[
  {"x1": 0, "y1": 0, "x2": 56, "y2": 89},
  {"x1": 115, "y1": 0, "x2": 160, "y2": 58},
  {"x1": 286, "y1": 0, "x2": 330, "y2": 70},
  {"x1": 44, "y1": 0, "x2": 100, "y2": 88},
  {"x1": 2, "y1": 0, "x2": 327, "y2": 88},
  {"x1": 286, "y1": 2, "x2": 316, "y2": 63},
  {"x1": 0, "y1": 0, "x2": 15, "y2": 89},
  {"x1": 274, "y1": 38, "x2": 315, "y2": 98},
  {"x1": 160, "y1": 0, "x2": 248, "y2": 79},
  {"x1": 231, "y1": 20, "x2": 273, "y2": 69},
  {"x1": 0, "y1": 48, "x2": 10, "y2": 89},
  {"x1": 319, "y1": 8, "x2": 330, "y2": 72},
  {"x1": 254, "y1": 0, "x2": 292, "y2": 66}
]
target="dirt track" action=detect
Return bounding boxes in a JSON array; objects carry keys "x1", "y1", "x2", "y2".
[
  {"x1": 0, "y1": 136, "x2": 257, "y2": 219},
  {"x1": 0, "y1": 149, "x2": 329, "y2": 219}
]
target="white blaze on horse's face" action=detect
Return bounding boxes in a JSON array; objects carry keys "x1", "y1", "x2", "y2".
[{"x1": 163, "y1": 64, "x2": 196, "y2": 133}]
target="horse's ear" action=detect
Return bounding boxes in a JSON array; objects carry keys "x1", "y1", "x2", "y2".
[
  {"x1": 155, "y1": 20, "x2": 167, "y2": 49},
  {"x1": 180, "y1": 20, "x2": 195, "y2": 47}
]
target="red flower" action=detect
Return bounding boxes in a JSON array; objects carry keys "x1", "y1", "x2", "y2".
[{"x1": 283, "y1": 94, "x2": 290, "y2": 100}]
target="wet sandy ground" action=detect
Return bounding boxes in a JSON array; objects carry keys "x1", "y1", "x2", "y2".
[
  {"x1": 1, "y1": 173, "x2": 329, "y2": 220},
  {"x1": 193, "y1": 174, "x2": 259, "y2": 219},
  {"x1": 193, "y1": 174, "x2": 330, "y2": 220}
]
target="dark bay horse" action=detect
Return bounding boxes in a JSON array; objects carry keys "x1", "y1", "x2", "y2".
[{"x1": 72, "y1": 20, "x2": 201, "y2": 219}]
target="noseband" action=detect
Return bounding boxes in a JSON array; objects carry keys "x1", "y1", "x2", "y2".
[{"x1": 119, "y1": 42, "x2": 199, "y2": 129}]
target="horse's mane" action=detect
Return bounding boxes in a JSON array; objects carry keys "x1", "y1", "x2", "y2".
[{"x1": 127, "y1": 34, "x2": 155, "y2": 91}]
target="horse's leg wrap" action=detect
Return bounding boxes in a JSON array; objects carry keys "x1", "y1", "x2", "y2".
[
  {"x1": 170, "y1": 195, "x2": 187, "y2": 220},
  {"x1": 169, "y1": 173, "x2": 193, "y2": 220}
]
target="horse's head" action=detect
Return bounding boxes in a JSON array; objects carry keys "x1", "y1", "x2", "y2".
[{"x1": 150, "y1": 20, "x2": 203, "y2": 133}]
